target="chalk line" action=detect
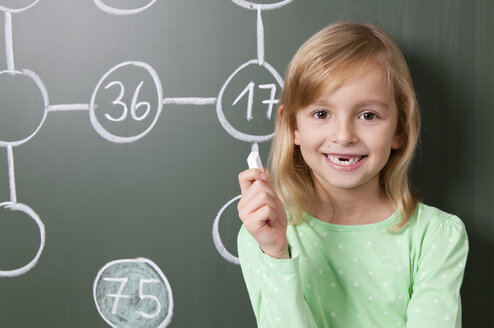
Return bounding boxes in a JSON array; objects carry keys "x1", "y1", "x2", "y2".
[
  {"x1": 47, "y1": 104, "x2": 90, "y2": 112},
  {"x1": 212, "y1": 195, "x2": 242, "y2": 265},
  {"x1": 231, "y1": 0, "x2": 293, "y2": 11},
  {"x1": 0, "y1": 1, "x2": 41, "y2": 14},
  {"x1": 7, "y1": 145, "x2": 16, "y2": 203},
  {"x1": 5, "y1": 12, "x2": 14, "y2": 71},
  {"x1": 257, "y1": 6, "x2": 264, "y2": 65},
  {"x1": 251, "y1": 143, "x2": 259, "y2": 153},
  {"x1": 0, "y1": 202, "x2": 46, "y2": 277},
  {"x1": 93, "y1": 0, "x2": 157, "y2": 16},
  {"x1": 162, "y1": 97, "x2": 217, "y2": 105}
]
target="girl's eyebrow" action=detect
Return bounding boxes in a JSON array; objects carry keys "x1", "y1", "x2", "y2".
[{"x1": 309, "y1": 99, "x2": 392, "y2": 109}]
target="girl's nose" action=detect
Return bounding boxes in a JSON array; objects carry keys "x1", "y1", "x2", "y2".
[{"x1": 331, "y1": 119, "x2": 357, "y2": 146}]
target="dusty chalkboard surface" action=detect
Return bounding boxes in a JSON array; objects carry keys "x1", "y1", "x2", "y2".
[{"x1": 0, "y1": 0, "x2": 491, "y2": 327}]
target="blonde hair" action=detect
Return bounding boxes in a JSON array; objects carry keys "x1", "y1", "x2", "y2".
[{"x1": 270, "y1": 22, "x2": 420, "y2": 231}]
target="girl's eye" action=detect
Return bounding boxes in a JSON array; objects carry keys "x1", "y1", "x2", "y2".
[
  {"x1": 312, "y1": 110, "x2": 329, "y2": 120},
  {"x1": 359, "y1": 112, "x2": 378, "y2": 120}
]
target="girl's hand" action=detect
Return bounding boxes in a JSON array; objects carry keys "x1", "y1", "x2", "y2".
[{"x1": 237, "y1": 168, "x2": 289, "y2": 259}]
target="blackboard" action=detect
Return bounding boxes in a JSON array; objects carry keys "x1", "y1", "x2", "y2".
[{"x1": 0, "y1": 0, "x2": 492, "y2": 327}]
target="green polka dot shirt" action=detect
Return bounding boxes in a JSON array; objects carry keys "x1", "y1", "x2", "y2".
[{"x1": 238, "y1": 203, "x2": 469, "y2": 327}]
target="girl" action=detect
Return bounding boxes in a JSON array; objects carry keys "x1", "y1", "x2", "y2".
[{"x1": 237, "y1": 22, "x2": 468, "y2": 327}]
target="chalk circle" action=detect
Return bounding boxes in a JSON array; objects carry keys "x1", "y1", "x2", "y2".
[
  {"x1": 231, "y1": 0, "x2": 293, "y2": 10},
  {"x1": 217, "y1": 59, "x2": 283, "y2": 143},
  {"x1": 93, "y1": 0, "x2": 157, "y2": 15},
  {"x1": 0, "y1": 202, "x2": 45, "y2": 277},
  {"x1": 213, "y1": 195, "x2": 242, "y2": 265},
  {"x1": 90, "y1": 61, "x2": 163, "y2": 143},
  {"x1": 93, "y1": 258, "x2": 173, "y2": 328},
  {"x1": 0, "y1": 69, "x2": 49, "y2": 147},
  {"x1": 0, "y1": 0, "x2": 40, "y2": 13}
]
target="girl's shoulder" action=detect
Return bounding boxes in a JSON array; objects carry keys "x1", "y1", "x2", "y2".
[
  {"x1": 405, "y1": 203, "x2": 468, "y2": 245},
  {"x1": 409, "y1": 203, "x2": 466, "y2": 231}
]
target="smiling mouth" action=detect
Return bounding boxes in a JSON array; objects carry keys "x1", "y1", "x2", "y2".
[{"x1": 326, "y1": 154, "x2": 366, "y2": 166}]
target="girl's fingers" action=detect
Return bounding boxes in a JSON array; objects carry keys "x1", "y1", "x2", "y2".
[
  {"x1": 238, "y1": 189, "x2": 277, "y2": 222},
  {"x1": 238, "y1": 168, "x2": 267, "y2": 195}
]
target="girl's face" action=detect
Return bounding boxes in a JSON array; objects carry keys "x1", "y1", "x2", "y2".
[{"x1": 293, "y1": 62, "x2": 402, "y2": 196}]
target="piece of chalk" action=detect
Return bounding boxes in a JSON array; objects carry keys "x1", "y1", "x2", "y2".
[{"x1": 247, "y1": 152, "x2": 263, "y2": 170}]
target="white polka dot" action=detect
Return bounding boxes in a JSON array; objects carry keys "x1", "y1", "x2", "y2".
[
  {"x1": 273, "y1": 287, "x2": 279, "y2": 293},
  {"x1": 275, "y1": 316, "x2": 281, "y2": 322},
  {"x1": 448, "y1": 238, "x2": 453, "y2": 243},
  {"x1": 419, "y1": 209, "x2": 423, "y2": 214},
  {"x1": 384, "y1": 312, "x2": 388, "y2": 315},
  {"x1": 331, "y1": 312, "x2": 336, "y2": 317},
  {"x1": 352, "y1": 258, "x2": 358, "y2": 262},
  {"x1": 357, "y1": 313, "x2": 362, "y2": 318},
  {"x1": 248, "y1": 242, "x2": 252, "y2": 246},
  {"x1": 433, "y1": 298, "x2": 439, "y2": 304},
  {"x1": 322, "y1": 232, "x2": 328, "y2": 237},
  {"x1": 398, "y1": 294, "x2": 403, "y2": 299},
  {"x1": 445, "y1": 315, "x2": 450, "y2": 321},
  {"x1": 383, "y1": 282, "x2": 388, "y2": 288},
  {"x1": 382, "y1": 255, "x2": 387, "y2": 260},
  {"x1": 368, "y1": 271, "x2": 374, "y2": 276},
  {"x1": 441, "y1": 273, "x2": 447, "y2": 278},
  {"x1": 397, "y1": 266, "x2": 403, "y2": 272},
  {"x1": 314, "y1": 242, "x2": 318, "y2": 246},
  {"x1": 338, "y1": 270, "x2": 344, "y2": 275},
  {"x1": 421, "y1": 272, "x2": 427, "y2": 277},
  {"x1": 299, "y1": 232, "x2": 303, "y2": 236},
  {"x1": 283, "y1": 276, "x2": 291, "y2": 282},
  {"x1": 306, "y1": 283, "x2": 311, "y2": 288},
  {"x1": 319, "y1": 269, "x2": 323, "y2": 274},
  {"x1": 262, "y1": 273, "x2": 267, "y2": 279},
  {"x1": 431, "y1": 244, "x2": 437, "y2": 249},
  {"x1": 330, "y1": 282, "x2": 336, "y2": 288},
  {"x1": 367, "y1": 241, "x2": 372, "y2": 246},
  {"x1": 309, "y1": 220, "x2": 314, "y2": 226},
  {"x1": 268, "y1": 263, "x2": 274, "y2": 268},
  {"x1": 338, "y1": 244, "x2": 343, "y2": 249},
  {"x1": 317, "y1": 296, "x2": 322, "y2": 302},
  {"x1": 415, "y1": 308, "x2": 420, "y2": 312},
  {"x1": 368, "y1": 296, "x2": 374, "y2": 301},
  {"x1": 354, "y1": 282, "x2": 359, "y2": 287},
  {"x1": 396, "y1": 240, "x2": 401, "y2": 244}
]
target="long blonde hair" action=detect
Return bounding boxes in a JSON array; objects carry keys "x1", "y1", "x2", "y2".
[{"x1": 270, "y1": 22, "x2": 420, "y2": 230}]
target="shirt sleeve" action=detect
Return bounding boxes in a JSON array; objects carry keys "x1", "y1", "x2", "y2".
[
  {"x1": 406, "y1": 215, "x2": 469, "y2": 327},
  {"x1": 237, "y1": 225, "x2": 318, "y2": 328}
]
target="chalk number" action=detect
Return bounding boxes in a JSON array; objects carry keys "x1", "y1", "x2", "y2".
[
  {"x1": 103, "y1": 277, "x2": 161, "y2": 318},
  {"x1": 232, "y1": 81, "x2": 278, "y2": 121},
  {"x1": 104, "y1": 80, "x2": 151, "y2": 122}
]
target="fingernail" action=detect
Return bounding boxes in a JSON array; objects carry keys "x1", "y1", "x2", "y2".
[{"x1": 260, "y1": 173, "x2": 267, "y2": 180}]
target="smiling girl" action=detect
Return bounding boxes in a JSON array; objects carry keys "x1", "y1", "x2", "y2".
[{"x1": 237, "y1": 22, "x2": 468, "y2": 327}]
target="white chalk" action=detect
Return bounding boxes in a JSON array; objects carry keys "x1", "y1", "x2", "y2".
[{"x1": 247, "y1": 152, "x2": 263, "y2": 171}]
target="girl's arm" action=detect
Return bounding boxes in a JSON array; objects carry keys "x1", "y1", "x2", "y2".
[
  {"x1": 237, "y1": 168, "x2": 317, "y2": 328},
  {"x1": 406, "y1": 215, "x2": 469, "y2": 327}
]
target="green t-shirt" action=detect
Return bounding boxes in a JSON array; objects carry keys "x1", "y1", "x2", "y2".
[{"x1": 237, "y1": 203, "x2": 469, "y2": 328}]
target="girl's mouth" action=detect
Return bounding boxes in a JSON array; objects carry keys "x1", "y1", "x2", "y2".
[
  {"x1": 326, "y1": 154, "x2": 366, "y2": 166},
  {"x1": 324, "y1": 154, "x2": 368, "y2": 171}
]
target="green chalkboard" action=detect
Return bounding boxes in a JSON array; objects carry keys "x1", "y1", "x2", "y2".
[{"x1": 0, "y1": 0, "x2": 491, "y2": 327}]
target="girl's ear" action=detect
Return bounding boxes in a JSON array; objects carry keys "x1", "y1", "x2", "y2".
[{"x1": 391, "y1": 128, "x2": 404, "y2": 150}]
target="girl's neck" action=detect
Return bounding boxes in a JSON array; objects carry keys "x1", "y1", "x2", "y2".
[{"x1": 311, "y1": 178, "x2": 395, "y2": 225}]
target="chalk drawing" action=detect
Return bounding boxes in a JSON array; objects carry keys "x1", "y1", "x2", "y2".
[
  {"x1": 0, "y1": 202, "x2": 45, "y2": 277},
  {"x1": 89, "y1": 61, "x2": 163, "y2": 143},
  {"x1": 212, "y1": 195, "x2": 242, "y2": 265},
  {"x1": 216, "y1": 59, "x2": 283, "y2": 143},
  {"x1": 93, "y1": 258, "x2": 173, "y2": 328},
  {"x1": 231, "y1": 0, "x2": 293, "y2": 11},
  {"x1": 0, "y1": 69, "x2": 49, "y2": 147},
  {"x1": 257, "y1": 6, "x2": 265, "y2": 64},
  {"x1": 0, "y1": 0, "x2": 40, "y2": 14},
  {"x1": 93, "y1": 0, "x2": 157, "y2": 15}
]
